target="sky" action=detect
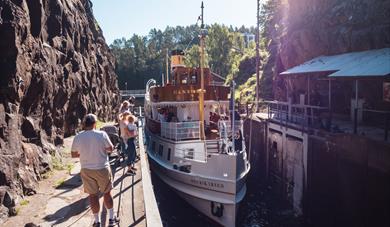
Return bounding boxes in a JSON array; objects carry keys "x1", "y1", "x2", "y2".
[{"x1": 91, "y1": 0, "x2": 257, "y2": 45}]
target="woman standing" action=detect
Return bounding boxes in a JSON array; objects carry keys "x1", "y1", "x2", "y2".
[
  {"x1": 118, "y1": 111, "x2": 134, "y2": 174},
  {"x1": 126, "y1": 114, "x2": 138, "y2": 174},
  {"x1": 119, "y1": 101, "x2": 131, "y2": 114}
]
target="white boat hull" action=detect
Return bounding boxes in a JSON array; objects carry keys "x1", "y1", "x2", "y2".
[{"x1": 147, "y1": 140, "x2": 248, "y2": 227}]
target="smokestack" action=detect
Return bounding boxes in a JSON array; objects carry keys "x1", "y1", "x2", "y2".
[{"x1": 170, "y1": 49, "x2": 185, "y2": 71}]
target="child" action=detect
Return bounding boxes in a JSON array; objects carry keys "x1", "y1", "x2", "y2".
[{"x1": 126, "y1": 114, "x2": 138, "y2": 174}]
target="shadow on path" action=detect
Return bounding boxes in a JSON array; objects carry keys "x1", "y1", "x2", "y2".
[
  {"x1": 113, "y1": 178, "x2": 141, "y2": 199},
  {"x1": 43, "y1": 197, "x2": 89, "y2": 225},
  {"x1": 129, "y1": 214, "x2": 146, "y2": 227},
  {"x1": 54, "y1": 173, "x2": 83, "y2": 197}
]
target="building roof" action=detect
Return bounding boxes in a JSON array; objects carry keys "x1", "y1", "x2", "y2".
[{"x1": 280, "y1": 48, "x2": 390, "y2": 78}]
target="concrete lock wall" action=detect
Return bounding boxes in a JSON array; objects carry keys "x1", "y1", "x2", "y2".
[
  {"x1": 306, "y1": 134, "x2": 390, "y2": 227},
  {"x1": 244, "y1": 118, "x2": 390, "y2": 226},
  {"x1": 243, "y1": 118, "x2": 267, "y2": 183},
  {"x1": 244, "y1": 118, "x2": 307, "y2": 214},
  {"x1": 266, "y1": 123, "x2": 307, "y2": 215}
]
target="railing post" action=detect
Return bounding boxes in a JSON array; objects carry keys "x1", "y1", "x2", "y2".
[
  {"x1": 354, "y1": 108, "x2": 358, "y2": 134},
  {"x1": 246, "y1": 102, "x2": 249, "y2": 117},
  {"x1": 328, "y1": 110, "x2": 332, "y2": 131},
  {"x1": 176, "y1": 123, "x2": 178, "y2": 141},
  {"x1": 287, "y1": 98, "x2": 291, "y2": 122},
  {"x1": 268, "y1": 103, "x2": 270, "y2": 119},
  {"x1": 385, "y1": 113, "x2": 389, "y2": 141},
  {"x1": 199, "y1": 122, "x2": 201, "y2": 141}
]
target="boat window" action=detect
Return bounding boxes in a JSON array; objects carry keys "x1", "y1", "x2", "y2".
[
  {"x1": 184, "y1": 148, "x2": 194, "y2": 159},
  {"x1": 167, "y1": 148, "x2": 171, "y2": 161},
  {"x1": 181, "y1": 74, "x2": 188, "y2": 85},
  {"x1": 158, "y1": 145, "x2": 163, "y2": 156},
  {"x1": 190, "y1": 73, "x2": 197, "y2": 84},
  {"x1": 152, "y1": 141, "x2": 156, "y2": 153}
]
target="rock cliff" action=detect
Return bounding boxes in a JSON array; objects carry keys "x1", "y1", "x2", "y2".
[
  {"x1": 261, "y1": 0, "x2": 390, "y2": 99},
  {"x1": 0, "y1": 0, "x2": 119, "y2": 221}
]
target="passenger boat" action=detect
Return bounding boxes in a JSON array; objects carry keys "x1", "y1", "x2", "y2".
[{"x1": 144, "y1": 3, "x2": 250, "y2": 226}]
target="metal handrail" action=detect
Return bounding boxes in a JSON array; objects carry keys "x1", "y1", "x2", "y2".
[
  {"x1": 119, "y1": 89, "x2": 146, "y2": 95},
  {"x1": 243, "y1": 100, "x2": 389, "y2": 141},
  {"x1": 174, "y1": 147, "x2": 207, "y2": 162},
  {"x1": 218, "y1": 120, "x2": 243, "y2": 135},
  {"x1": 255, "y1": 100, "x2": 330, "y2": 130},
  {"x1": 161, "y1": 121, "x2": 201, "y2": 141}
]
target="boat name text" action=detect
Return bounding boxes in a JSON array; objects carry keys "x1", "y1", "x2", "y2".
[
  {"x1": 173, "y1": 89, "x2": 197, "y2": 95},
  {"x1": 190, "y1": 178, "x2": 224, "y2": 188}
]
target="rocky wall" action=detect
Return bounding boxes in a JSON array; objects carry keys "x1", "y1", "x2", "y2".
[
  {"x1": 280, "y1": 0, "x2": 390, "y2": 69},
  {"x1": 0, "y1": 0, "x2": 120, "y2": 222},
  {"x1": 261, "y1": 0, "x2": 390, "y2": 100}
]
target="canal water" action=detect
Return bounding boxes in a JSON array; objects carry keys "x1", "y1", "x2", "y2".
[{"x1": 151, "y1": 169, "x2": 304, "y2": 227}]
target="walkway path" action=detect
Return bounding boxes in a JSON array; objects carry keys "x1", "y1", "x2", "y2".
[{"x1": 3, "y1": 127, "x2": 146, "y2": 227}]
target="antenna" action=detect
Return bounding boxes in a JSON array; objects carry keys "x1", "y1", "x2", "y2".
[
  {"x1": 166, "y1": 48, "x2": 169, "y2": 84},
  {"x1": 201, "y1": 1, "x2": 204, "y2": 29}
]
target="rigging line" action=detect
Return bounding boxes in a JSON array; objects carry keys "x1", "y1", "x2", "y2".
[{"x1": 183, "y1": 16, "x2": 202, "y2": 53}]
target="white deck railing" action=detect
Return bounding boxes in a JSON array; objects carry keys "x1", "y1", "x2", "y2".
[
  {"x1": 262, "y1": 101, "x2": 329, "y2": 130},
  {"x1": 218, "y1": 120, "x2": 243, "y2": 136},
  {"x1": 161, "y1": 121, "x2": 201, "y2": 141}
]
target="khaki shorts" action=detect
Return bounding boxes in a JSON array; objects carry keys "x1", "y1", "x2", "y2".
[{"x1": 80, "y1": 167, "x2": 112, "y2": 195}]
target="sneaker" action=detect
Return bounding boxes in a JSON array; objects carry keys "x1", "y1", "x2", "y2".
[
  {"x1": 108, "y1": 216, "x2": 120, "y2": 227},
  {"x1": 92, "y1": 222, "x2": 101, "y2": 227}
]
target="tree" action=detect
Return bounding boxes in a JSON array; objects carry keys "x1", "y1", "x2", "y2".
[
  {"x1": 110, "y1": 24, "x2": 256, "y2": 90},
  {"x1": 184, "y1": 44, "x2": 210, "y2": 68},
  {"x1": 206, "y1": 24, "x2": 233, "y2": 77}
]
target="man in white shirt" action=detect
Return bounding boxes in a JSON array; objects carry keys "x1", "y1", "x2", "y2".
[{"x1": 71, "y1": 114, "x2": 119, "y2": 227}]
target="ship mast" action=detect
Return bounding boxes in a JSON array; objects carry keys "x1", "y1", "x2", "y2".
[
  {"x1": 199, "y1": 1, "x2": 206, "y2": 140},
  {"x1": 166, "y1": 48, "x2": 169, "y2": 84}
]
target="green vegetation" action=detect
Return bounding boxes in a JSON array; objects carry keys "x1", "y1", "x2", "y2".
[
  {"x1": 51, "y1": 152, "x2": 75, "y2": 175},
  {"x1": 41, "y1": 171, "x2": 53, "y2": 179},
  {"x1": 111, "y1": 1, "x2": 282, "y2": 102},
  {"x1": 94, "y1": 18, "x2": 101, "y2": 32},
  {"x1": 15, "y1": 207, "x2": 20, "y2": 215},
  {"x1": 66, "y1": 163, "x2": 74, "y2": 175},
  {"x1": 236, "y1": 75, "x2": 258, "y2": 103},
  {"x1": 110, "y1": 25, "x2": 257, "y2": 91},
  {"x1": 53, "y1": 177, "x2": 66, "y2": 188},
  {"x1": 20, "y1": 199, "x2": 29, "y2": 206},
  {"x1": 95, "y1": 120, "x2": 104, "y2": 129},
  {"x1": 52, "y1": 155, "x2": 65, "y2": 171}
]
